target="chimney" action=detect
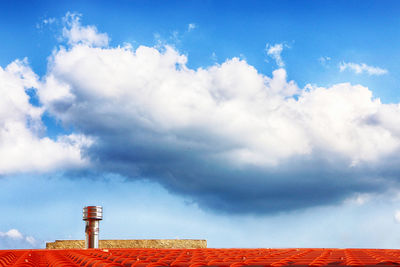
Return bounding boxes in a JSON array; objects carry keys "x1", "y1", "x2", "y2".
[{"x1": 83, "y1": 206, "x2": 103, "y2": 249}]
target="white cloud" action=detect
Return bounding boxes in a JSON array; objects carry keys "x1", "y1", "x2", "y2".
[
  {"x1": 36, "y1": 17, "x2": 56, "y2": 29},
  {"x1": 25, "y1": 236, "x2": 36, "y2": 245},
  {"x1": 0, "y1": 229, "x2": 38, "y2": 249},
  {"x1": 0, "y1": 229, "x2": 23, "y2": 239},
  {"x1": 62, "y1": 12, "x2": 109, "y2": 47},
  {"x1": 171, "y1": 30, "x2": 180, "y2": 43},
  {"x1": 40, "y1": 44, "x2": 311, "y2": 166},
  {"x1": 344, "y1": 193, "x2": 372, "y2": 205},
  {"x1": 43, "y1": 17, "x2": 56, "y2": 25},
  {"x1": 0, "y1": 58, "x2": 91, "y2": 174},
  {"x1": 11, "y1": 16, "x2": 400, "y2": 213},
  {"x1": 39, "y1": 38, "x2": 400, "y2": 168},
  {"x1": 394, "y1": 210, "x2": 400, "y2": 223},
  {"x1": 266, "y1": 43, "x2": 285, "y2": 67},
  {"x1": 187, "y1": 23, "x2": 196, "y2": 32},
  {"x1": 319, "y1": 56, "x2": 331, "y2": 66},
  {"x1": 339, "y1": 62, "x2": 388, "y2": 76}
]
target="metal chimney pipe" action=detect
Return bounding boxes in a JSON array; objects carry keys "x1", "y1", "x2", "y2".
[{"x1": 83, "y1": 206, "x2": 103, "y2": 249}]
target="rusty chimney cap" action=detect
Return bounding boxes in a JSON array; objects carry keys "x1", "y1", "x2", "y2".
[{"x1": 83, "y1": 206, "x2": 103, "y2": 221}]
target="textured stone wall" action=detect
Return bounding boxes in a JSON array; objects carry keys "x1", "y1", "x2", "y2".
[{"x1": 46, "y1": 239, "x2": 207, "y2": 249}]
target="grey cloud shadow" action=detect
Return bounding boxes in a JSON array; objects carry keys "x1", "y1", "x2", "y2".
[{"x1": 79, "y1": 133, "x2": 390, "y2": 215}]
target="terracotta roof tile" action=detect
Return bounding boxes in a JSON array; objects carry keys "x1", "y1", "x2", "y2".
[{"x1": 2, "y1": 248, "x2": 400, "y2": 266}]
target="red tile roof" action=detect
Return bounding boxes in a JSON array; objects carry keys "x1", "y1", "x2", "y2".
[{"x1": 2, "y1": 248, "x2": 400, "y2": 266}]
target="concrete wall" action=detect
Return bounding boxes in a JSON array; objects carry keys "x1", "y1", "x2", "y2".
[{"x1": 46, "y1": 239, "x2": 207, "y2": 249}]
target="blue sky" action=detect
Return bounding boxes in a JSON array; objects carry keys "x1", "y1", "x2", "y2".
[{"x1": 1, "y1": 0, "x2": 400, "y2": 249}]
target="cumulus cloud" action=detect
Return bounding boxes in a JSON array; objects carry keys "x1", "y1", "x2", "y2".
[
  {"x1": 266, "y1": 43, "x2": 285, "y2": 67},
  {"x1": 62, "y1": 12, "x2": 109, "y2": 47},
  {"x1": 35, "y1": 21, "x2": 400, "y2": 214},
  {"x1": 339, "y1": 62, "x2": 388, "y2": 75},
  {"x1": 0, "y1": 58, "x2": 90, "y2": 174},
  {"x1": 0, "y1": 229, "x2": 38, "y2": 249},
  {"x1": 0, "y1": 229, "x2": 23, "y2": 239}
]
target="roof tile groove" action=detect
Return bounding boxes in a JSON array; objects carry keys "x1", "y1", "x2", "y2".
[{"x1": 2, "y1": 248, "x2": 400, "y2": 266}]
